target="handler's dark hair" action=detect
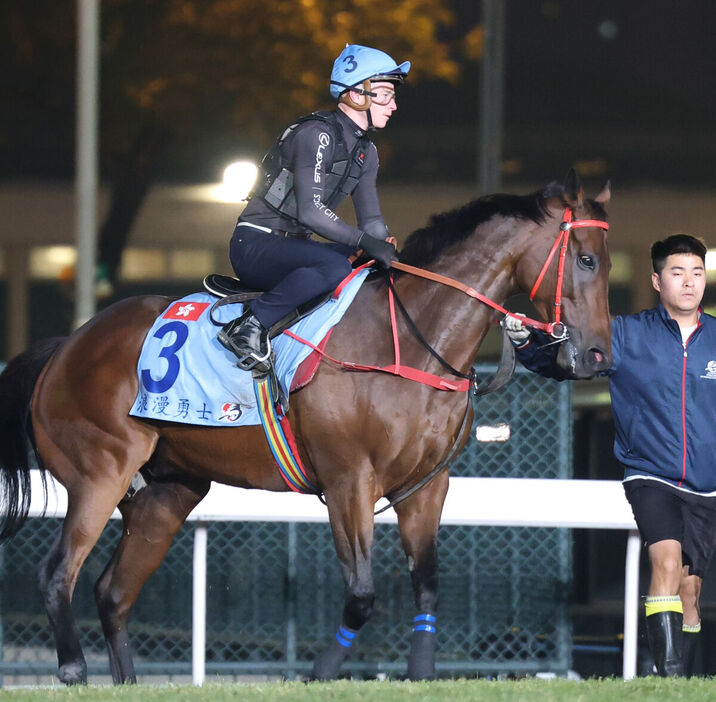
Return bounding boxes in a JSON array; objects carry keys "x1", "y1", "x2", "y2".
[{"x1": 651, "y1": 234, "x2": 707, "y2": 274}]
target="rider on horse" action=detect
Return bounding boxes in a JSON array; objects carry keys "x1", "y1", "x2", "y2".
[{"x1": 217, "y1": 44, "x2": 407, "y2": 372}]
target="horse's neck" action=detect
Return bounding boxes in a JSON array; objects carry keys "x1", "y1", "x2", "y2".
[{"x1": 379, "y1": 230, "x2": 517, "y2": 374}]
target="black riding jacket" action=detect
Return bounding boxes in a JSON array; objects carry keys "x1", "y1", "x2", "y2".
[{"x1": 240, "y1": 109, "x2": 389, "y2": 247}]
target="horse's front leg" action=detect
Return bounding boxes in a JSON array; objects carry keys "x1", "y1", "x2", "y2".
[
  {"x1": 311, "y1": 470, "x2": 377, "y2": 680},
  {"x1": 394, "y1": 469, "x2": 449, "y2": 680}
]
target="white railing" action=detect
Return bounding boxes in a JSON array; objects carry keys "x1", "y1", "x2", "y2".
[{"x1": 24, "y1": 471, "x2": 640, "y2": 684}]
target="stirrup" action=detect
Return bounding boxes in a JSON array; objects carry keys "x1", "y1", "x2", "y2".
[
  {"x1": 236, "y1": 342, "x2": 272, "y2": 372},
  {"x1": 217, "y1": 329, "x2": 272, "y2": 372}
]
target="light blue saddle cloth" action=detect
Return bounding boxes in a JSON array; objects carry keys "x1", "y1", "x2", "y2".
[{"x1": 130, "y1": 269, "x2": 369, "y2": 427}]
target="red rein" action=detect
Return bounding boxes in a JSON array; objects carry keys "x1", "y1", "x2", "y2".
[{"x1": 286, "y1": 207, "x2": 609, "y2": 392}]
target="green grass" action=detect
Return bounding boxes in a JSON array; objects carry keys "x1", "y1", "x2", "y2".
[{"x1": 1, "y1": 678, "x2": 716, "y2": 702}]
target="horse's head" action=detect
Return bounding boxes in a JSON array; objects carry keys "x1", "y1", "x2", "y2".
[{"x1": 516, "y1": 170, "x2": 612, "y2": 379}]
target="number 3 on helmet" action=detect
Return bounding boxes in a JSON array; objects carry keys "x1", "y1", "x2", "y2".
[{"x1": 329, "y1": 44, "x2": 411, "y2": 109}]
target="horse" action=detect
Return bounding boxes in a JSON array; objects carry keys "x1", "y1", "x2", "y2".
[{"x1": 0, "y1": 170, "x2": 612, "y2": 685}]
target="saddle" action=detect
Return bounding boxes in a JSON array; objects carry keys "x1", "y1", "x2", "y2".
[{"x1": 203, "y1": 274, "x2": 334, "y2": 412}]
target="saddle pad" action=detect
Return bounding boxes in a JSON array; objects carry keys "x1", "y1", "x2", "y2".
[{"x1": 130, "y1": 269, "x2": 369, "y2": 427}]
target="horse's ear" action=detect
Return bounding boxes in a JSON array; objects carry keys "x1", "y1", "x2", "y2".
[
  {"x1": 563, "y1": 168, "x2": 584, "y2": 209},
  {"x1": 594, "y1": 180, "x2": 611, "y2": 205}
]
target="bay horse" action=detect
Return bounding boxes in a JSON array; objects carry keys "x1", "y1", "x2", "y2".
[{"x1": 0, "y1": 172, "x2": 611, "y2": 684}]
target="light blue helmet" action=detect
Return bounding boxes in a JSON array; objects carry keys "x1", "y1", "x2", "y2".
[{"x1": 330, "y1": 44, "x2": 411, "y2": 99}]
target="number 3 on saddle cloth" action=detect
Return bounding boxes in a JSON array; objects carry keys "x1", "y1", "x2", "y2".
[{"x1": 130, "y1": 268, "x2": 371, "y2": 493}]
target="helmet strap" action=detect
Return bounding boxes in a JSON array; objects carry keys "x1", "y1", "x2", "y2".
[{"x1": 339, "y1": 79, "x2": 373, "y2": 112}]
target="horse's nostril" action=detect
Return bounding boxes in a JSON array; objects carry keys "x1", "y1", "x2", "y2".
[{"x1": 587, "y1": 347, "x2": 609, "y2": 367}]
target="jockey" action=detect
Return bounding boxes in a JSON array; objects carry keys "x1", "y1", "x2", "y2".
[{"x1": 217, "y1": 44, "x2": 408, "y2": 372}]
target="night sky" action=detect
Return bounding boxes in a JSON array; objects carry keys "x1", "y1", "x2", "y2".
[
  {"x1": 390, "y1": 0, "x2": 716, "y2": 185},
  {"x1": 3, "y1": 0, "x2": 716, "y2": 187}
]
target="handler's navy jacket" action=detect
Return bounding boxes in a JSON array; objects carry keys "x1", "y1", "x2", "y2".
[{"x1": 515, "y1": 305, "x2": 716, "y2": 494}]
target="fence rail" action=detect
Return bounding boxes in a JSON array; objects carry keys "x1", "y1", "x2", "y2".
[{"x1": 23, "y1": 471, "x2": 640, "y2": 683}]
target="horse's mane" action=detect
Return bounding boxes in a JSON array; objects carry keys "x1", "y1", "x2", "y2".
[{"x1": 399, "y1": 183, "x2": 570, "y2": 268}]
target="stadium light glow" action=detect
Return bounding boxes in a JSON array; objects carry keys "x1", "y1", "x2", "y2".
[
  {"x1": 213, "y1": 161, "x2": 258, "y2": 203},
  {"x1": 706, "y1": 249, "x2": 716, "y2": 271}
]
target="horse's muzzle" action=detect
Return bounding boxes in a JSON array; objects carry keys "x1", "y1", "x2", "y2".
[
  {"x1": 583, "y1": 346, "x2": 612, "y2": 375},
  {"x1": 557, "y1": 340, "x2": 611, "y2": 379}
]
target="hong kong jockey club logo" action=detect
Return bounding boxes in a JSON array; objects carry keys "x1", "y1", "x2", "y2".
[
  {"x1": 162, "y1": 301, "x2": 210, "y2": 322},
  {"x1": 701, "y1": 360, "x2": 716, "y2": 380},
  {"x1": 219, "y1": 403, "x2": 242, "y2": 422}
]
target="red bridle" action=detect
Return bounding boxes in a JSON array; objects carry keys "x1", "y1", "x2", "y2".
[
  {"x1": 392, "y1": 206, "x2": 609, "y2": 338},
  {"x1": 527, "y1": 208, "x2": 610, "y2": 335}
]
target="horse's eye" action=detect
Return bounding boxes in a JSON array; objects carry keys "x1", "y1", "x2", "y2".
[{"x1": 578, "y1": 254, "x2": 596, "y2": 271}]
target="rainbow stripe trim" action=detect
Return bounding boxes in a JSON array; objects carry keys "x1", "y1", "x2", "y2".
[{"x1": 254, "y1": 377, "x2": 318, "y2": 494}]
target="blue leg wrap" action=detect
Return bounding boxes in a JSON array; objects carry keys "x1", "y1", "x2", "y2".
[
  {"x1": 413, "y1": 613, "x2": 436, "y2": 634},
  {"x1": 335, "y1": 625, "x2": 358, "y2": 648},
  {"x1": 408, "y1": 613, "x2": 437, "y2": 680}
]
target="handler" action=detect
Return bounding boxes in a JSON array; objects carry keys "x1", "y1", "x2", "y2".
[
  {"x1": 504, "y1": 234, "x2": 716, "y2": 677},
  {"x1": 218, "y1": 44, "x2": 406, "y2": 372}
]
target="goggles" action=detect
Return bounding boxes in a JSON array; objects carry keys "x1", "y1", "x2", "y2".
[{"x1": 370, "y1": 86, "x2": 396, "y2": 106}]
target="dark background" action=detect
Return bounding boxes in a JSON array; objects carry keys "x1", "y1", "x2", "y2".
[{"x1": 4, "y1": 1, "x2": 716, "y2": 188}]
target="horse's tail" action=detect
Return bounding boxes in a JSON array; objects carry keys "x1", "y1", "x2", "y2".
[{"x1": 0, "y1": 337, "x2": 64, "y2": 542}]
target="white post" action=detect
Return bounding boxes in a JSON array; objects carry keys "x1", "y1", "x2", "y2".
[
  {"x1": 192, "y1": 523, "x2": 208, "y2": 685},
  {"x1": 622, "y1": 529, "x2": 641, "y2": 680},
  {"x1": 74, "y1": 0, "x2": 100, "y2": 329}
]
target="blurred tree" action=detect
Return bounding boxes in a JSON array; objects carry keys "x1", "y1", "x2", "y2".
[{"x1": 1, "y1": 0, "x2": 464, "y2": 288}]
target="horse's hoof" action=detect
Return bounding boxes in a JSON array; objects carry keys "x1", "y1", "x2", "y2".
[
  {"x1": 58, "y1": 662, "x2": 87, "y2": 685},
  {"x1": 311, "y1": 639, "x2": 350, "y2": 680}
]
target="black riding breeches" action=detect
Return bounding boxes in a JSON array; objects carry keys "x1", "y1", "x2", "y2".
[{"x1": 229, "y1": 223, "x2": 354, "y2": 328}]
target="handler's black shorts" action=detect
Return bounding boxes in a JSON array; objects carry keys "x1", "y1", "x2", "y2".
[{"x1": 623, "y1": 478, "x2": 716, "y2": 578}]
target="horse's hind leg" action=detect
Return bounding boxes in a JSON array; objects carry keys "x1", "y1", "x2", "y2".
[
  {"x1": 38, "y1": 490, "x2": 123, "y2": 685},
  {"x1": 311, "y1": 472, "x2": 377, "y2": 680},
  {"x1": 394, "y1": 470, "x2": 449, "y2": 680},
  {"x1": 94, "y1": 471, "x2": 210, "y2": 684}
]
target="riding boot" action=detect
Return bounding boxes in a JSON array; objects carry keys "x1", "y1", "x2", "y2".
[
  {"x1": 217, "y1": 310, "x2": 271, "y2": 372},
  {"x1": 645, "y1": 611, "x2": 684, "y2": 676}
]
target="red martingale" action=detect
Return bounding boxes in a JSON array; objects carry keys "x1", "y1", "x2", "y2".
[
  {"x1": 285, "y1": 275, "x2": 472, "y2": 393},
  {"x1": 290, "y1": 329, "x2": 335, "y2": 392},
  {"x1": 286, "y1": 325, "x2": 471, "y2": 392}
]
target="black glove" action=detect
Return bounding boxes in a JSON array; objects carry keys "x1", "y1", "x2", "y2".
[{"x1": 358, "y1": 233, "x2": 398, "y2": 269}]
